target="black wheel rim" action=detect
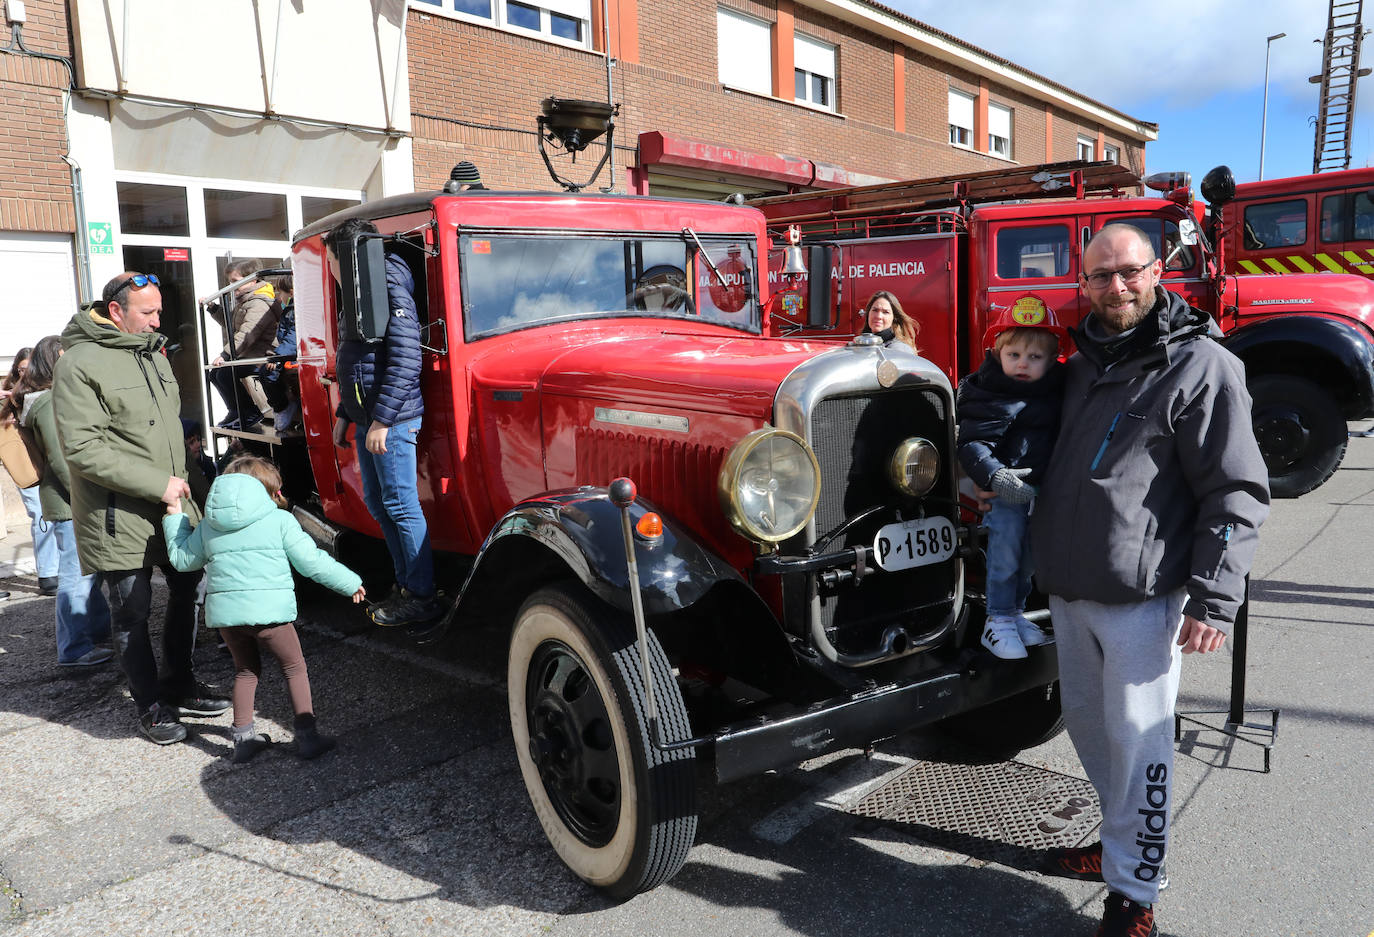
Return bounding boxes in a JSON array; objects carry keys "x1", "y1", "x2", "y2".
[
  {"x1": 525, "y1": 640, "x2": 621, "y2": 847},
  {"x1": 1254, "y1": 405, "x2": 1311, "y2": 472}
]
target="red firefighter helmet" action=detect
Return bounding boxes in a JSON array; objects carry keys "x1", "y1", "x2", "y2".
[{"x1": 982, "y1": 293, "x2": 1071, "y2": 354}]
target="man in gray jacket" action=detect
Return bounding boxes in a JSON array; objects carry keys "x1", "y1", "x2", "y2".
[{"x1": 1027, "y1": 224, "x2": 1270, "y2": 937}]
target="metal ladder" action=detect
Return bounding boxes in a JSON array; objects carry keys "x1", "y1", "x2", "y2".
[{"x1": 1312, "y1": 0, "x2": 1368, "y2": 173}]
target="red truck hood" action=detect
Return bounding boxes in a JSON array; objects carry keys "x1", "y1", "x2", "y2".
[
  {"x1": 529, "y1": 327, "x2": 835, "y2": 418},
  {"x1": 1233, "y1": 272, "x2": 1374, "y2": 331}
]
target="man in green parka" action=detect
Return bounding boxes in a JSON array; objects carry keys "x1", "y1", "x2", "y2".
[{"x1": 54, "y1": 272, "x2": 229, "y2": 745}]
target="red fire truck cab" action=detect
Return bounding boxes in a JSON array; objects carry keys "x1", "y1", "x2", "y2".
[
  {"x1": 755, "y1": 161, "x2": 1374, "y2": 498},
  {"x1": 1217, "y1": 165, "x2": 1374, "y2": 279},
  {"x1": 260, "y1": 187, "x2": 1063, "y2": 897}
]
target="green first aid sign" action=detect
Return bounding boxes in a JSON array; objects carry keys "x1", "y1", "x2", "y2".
[{"x1": 88, "y1": 222, "x2": 114, "y2": 255}]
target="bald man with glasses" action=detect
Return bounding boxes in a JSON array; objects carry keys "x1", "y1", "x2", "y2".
[
  {"x1": 54, "y1": 272, "x2": 229, "y2": 746},
  {"x1": 1021, "y1": 224, "x2": 1270, "y2": 937}
]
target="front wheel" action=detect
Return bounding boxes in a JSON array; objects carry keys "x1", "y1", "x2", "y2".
[
  {"x1": 508, "y1": 585, "x2": 697, "y2": 898},
  {"x1": 1250, "y1": 375, "x2": 1347, "y2": 498}
]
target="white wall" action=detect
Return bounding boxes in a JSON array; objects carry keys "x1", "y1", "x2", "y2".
[
  {"x1": 0, "y1": 234, "x2": 80, "y2": 364},
  {"x1": 70, "y1": 0, "x2": 410, "y2": 134}
]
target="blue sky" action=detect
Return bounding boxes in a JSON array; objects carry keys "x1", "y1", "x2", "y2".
[{"x1": 886, "y1": 0, "x2": 1369, "y2": 187}]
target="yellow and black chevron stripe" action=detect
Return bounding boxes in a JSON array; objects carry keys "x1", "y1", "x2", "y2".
[{"x1": 1237, "y1": 251, "x2": 1374, "y2": 275}]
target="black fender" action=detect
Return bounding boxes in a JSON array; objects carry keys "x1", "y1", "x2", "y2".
[
  {"x1": 453, "y1": 486, "x2": 751, "y2": 623},
  {"x1": 1223, "y1": 315, "x2": 1374, "y2": 419}
]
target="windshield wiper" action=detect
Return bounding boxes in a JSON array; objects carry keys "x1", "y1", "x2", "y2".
[{"x1": 682, "y1": 227, "x2": 727, "y2": 287}]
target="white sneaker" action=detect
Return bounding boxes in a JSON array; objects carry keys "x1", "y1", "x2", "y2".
[
  {"x1": 981, "y1": 616, "x2": 1028, "y2": 659},
  {"x1": 1014, "y1": 614, "x2": 1053, "y2": 647}
]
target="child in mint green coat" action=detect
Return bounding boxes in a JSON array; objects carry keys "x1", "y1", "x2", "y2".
[{"x1": 164, "y1": 455, "x2": 366, "y2": 763}]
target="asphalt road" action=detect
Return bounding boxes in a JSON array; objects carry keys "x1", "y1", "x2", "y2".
[{"x1": 1, "y1": 433, "x2": 1372, "y2": 937}]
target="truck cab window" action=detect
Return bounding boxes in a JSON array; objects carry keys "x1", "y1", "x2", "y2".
[
  {"x1": 1243, "y1": 199, "x2": 1307, "y2": 249},
  {"x1": 1104, "y1": 218, "x2": 1196, "y2": 273},
  {"x1": 994, "y1": 225, "x2": 1070, "y2": 279},
  {"x1": 1320, "y1": 194, "x2": 1345, "y2": 243},
  {"x1": 1353, "y1": 191, "x2": 1374, "y2": 240}
]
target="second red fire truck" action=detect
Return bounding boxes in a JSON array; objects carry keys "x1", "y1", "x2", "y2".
[{"x1": 753, "y1": 160, "x2": 1374, "y2": 498}]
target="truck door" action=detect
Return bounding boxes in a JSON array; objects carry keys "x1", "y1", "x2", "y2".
[
  {"x1": 974, "y1": 218, "x2": 1080, "y2": 375},
  {"x1": 838, "y1": 236, "x2": 959, "y2": 381},
  {"x1": 1091, "y1": 212, "x2": 1211, "y2": 314},
  {"x1": 1317, "y1": 187, "x2": 1374, "y2": 276}
]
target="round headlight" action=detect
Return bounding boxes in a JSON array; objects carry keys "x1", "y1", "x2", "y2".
[
  {"x1": 718, "y1": 428, "x2": 821, "y2": 543},
  {"x1": 888, "y1": 437, "x2": 940, "y2": 497}
]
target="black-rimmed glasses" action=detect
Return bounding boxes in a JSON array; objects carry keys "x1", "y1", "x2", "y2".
[{"x1": 1082, "y1": 264, "x2": 1152, "y2": 289}]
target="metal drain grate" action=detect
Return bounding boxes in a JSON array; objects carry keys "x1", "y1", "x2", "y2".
[{"x1": 849, "y1": 760, "x2": 1101, "y2": 867}]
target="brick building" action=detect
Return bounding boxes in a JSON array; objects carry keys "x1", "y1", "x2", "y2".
[
  {"x1": 0, "y1": 0, "x2": 80, "y2": 357},
  {"x1": 0, "y1": 0, "x2": 1154, "y2": 371},
  {"x1": 406, "y1": 0, "x2": 1156, "y2": 197}
]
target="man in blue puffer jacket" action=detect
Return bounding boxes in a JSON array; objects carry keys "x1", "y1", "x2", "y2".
[{"x1": 326, "y1": 217, "x2": 442, "y2": 627}]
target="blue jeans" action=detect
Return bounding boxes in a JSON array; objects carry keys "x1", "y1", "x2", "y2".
[
  {"x1": 355, "y1": 417, "x2": 434, "y2": 597},
  {"x1": 983, "y1": 497, "x2": 1034, "y2": 618},
  {"x1": 53, "y1": 520, "x2": 111, "y2": 662},
  {"x1": 18, "y1": 484, "x2": 59, "y2": 578}
]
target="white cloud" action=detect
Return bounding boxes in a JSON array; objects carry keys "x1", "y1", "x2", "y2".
[{"x1": 884, "y1": 0, "x2": 1333, "y2": 113}]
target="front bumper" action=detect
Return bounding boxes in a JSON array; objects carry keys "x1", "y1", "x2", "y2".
[{"x1": 711, "y1": 645, "x2": 1057, "y2": 783}]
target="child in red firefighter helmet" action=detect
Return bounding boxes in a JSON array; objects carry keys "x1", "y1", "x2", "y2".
[{"x1": 957, "y1": 294, "x2": 1066, "y2": 658}]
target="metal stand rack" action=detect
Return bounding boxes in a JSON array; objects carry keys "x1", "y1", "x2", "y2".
[{"x1": 1174, "y1": 579, "x2": 1280, "y2": 772}]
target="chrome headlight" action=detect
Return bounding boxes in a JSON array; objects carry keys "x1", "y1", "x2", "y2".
[
  {"x1": 718, "y1": 428, "x2": 821, "y2": 543},
  {"x1": 888, "y1": 437, "x2": 940, "y2": 497}
]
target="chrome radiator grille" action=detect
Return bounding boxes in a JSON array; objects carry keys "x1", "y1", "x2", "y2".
[{"x1": 806, "y1": 387, "x2": 957, "y2": 656}]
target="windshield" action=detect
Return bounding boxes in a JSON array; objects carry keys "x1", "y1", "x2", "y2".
[{"x1": 460, "y1": 231, "x2": 759, "y2": 339}]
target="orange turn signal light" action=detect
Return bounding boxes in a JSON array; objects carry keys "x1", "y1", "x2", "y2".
[{"x1": 636, "y1": 512, "x2": 663, "y2": 538}]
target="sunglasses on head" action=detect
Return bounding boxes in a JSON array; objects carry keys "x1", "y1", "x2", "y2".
[{"x1": 109, "y1": 273, "x2": 160, "y2": 298}]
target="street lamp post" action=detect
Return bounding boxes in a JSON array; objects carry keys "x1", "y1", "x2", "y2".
[{"x1": 1260, "y1": 31, "x2": 1287, "y2": 181}]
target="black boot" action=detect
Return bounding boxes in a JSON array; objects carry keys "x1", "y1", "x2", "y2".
[
  {"x1": 293, "y1": 713, "x2": 336, "y2": 759},
  {"x1": 38, "y1": 576, "x2": 59, "y2": 596}
]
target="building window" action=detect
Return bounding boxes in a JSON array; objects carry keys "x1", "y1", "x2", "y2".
[
  {"x1": 988, "y1": 102, "x2": 1012, "y2": 158},
  {"x1": 204, "y1": 189, "x2": 289, "y2": 241},
  {"x1": 303, "y1": 196, "x2": 363, "y2": 229},
  {"x1": 1077, "y1": 135, "x2": 1096, "y2": 161},
  {"x1": 794, "y1": 33, "x2": 835, "y2": 110},
  {"x1": 949, "y1": 89, "x2": 974, "y2": 148},
  {"x1": 1104, "y1": 143, "x2": 1120, "y2": 164},
  {"x1": 409, "y1": 0, "x2": 589, "y2": 49},
  {"x1": 718, "y1": 7, "x2": 772, "y2": 96},
  {"x1": 117, "y1": 182, "x2": 190, "y2": 236}
]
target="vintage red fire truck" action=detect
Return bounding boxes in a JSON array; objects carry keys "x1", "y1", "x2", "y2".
[
  {"x1": 230, "y1": 186, "x2": 1063, "y2": 897},
  {"x1": 1215, "y1": 165, "x2": 1374, "y2": 279},
  {"x1": 753, "y1": 160, "x2": 1374, "y2": 498}
]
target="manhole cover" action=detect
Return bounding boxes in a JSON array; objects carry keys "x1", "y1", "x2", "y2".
[{"x1": 848, "y1": 760, "x2": 1101, "y2": 867}]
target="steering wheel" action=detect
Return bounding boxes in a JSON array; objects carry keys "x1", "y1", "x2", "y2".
[{"x1": 628, "y1": 264, "x2": 695, "y2": 314}]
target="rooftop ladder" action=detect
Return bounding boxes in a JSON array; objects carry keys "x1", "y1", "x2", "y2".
[{"x1": 1312, "y1": 0, "x2": 1368, "y2": 172}]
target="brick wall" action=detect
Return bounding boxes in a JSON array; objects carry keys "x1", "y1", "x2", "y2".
[
  {"x1": 406, "y1": 3, "x2": 1148, "y2": 193},
  {"x1": 0, "y1": 0, "x2": 73, "y2": 234}
]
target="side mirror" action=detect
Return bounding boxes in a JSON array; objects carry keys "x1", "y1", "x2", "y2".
[
  {"x1": 1201, "y1": 165, "x2": 1236, "y2": 207},
  {"x1": 1177, "y1": 215, "x2": 1200, "y2": 246},
  {"x1": 337, "y1": 235, "x2": 389, "y2": 343}
]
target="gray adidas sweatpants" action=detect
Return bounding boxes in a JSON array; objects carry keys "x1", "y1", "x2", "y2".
[{"x1": 1049, "y1": 589, "x2": 1185, "y2": 905}]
